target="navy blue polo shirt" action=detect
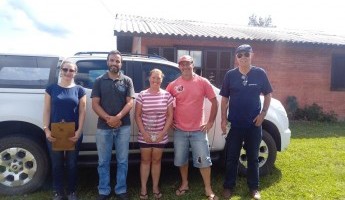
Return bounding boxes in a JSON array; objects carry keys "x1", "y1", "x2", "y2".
[
  {"x1": 219, "y1": 66, "x2": 272, "y2": 128},
  {"x1": 91, "y1": 72, "x2": 135, "y2": 129}
]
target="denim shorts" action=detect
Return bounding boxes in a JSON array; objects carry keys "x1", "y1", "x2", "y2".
[{"x1": 173, "y1": 129, "x2": 212, "y2": 168}]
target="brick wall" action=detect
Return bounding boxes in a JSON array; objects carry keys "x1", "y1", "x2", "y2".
[{"x1": 141, "y1": 37, "x2": 345, "y2": 119}]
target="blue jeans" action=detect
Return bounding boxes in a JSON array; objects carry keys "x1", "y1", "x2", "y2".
[
  {"x1": 96, "y1": 125, "x2": 130, "y2": 195},
  {"x1": 47, "y1": 135, "x2": 83, "y2": 194},
  {"x1": 223, "y1": 126, "x2": 262, "y2": 190},
  {"x1": 173, "y1": 129, "x2": 212, "y2": 168}
]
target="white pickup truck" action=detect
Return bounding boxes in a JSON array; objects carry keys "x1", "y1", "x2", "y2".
[{"x1": 0, "y1": 53, "x2": 291, "y2": 195}]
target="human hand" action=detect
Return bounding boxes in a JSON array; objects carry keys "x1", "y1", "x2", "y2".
[
  {"x1": 107, "y1": 116, "x2": 122, "y2": 128},
  {"x1": 45, "y1": 129, "x2": 56, "y2": 142},
  {"x1": 200, "y1": 122, "x2": 214, "y2": 132},
  {"x1": 155, "y1": 131, "x2": 165, "y2": 143},
  {"x1": 69, "y1": 130, "x2": 81, "y2": 142},
  {"x1": 221, "y1": 120, "x2": 228, "y2": 134},
  {"x1": 142, "y1": 132, "x2": 152, "y2": 143},
  {"x1": 253, "y1": 113, "x2": 265, "y2": 126}
]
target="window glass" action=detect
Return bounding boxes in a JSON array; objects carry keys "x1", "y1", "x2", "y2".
[
  {"x1": 148, "y1": 47, "x2": 176, "y2": 62},
  {"x1": 75, "y1": 59, "x2": 127, "y2": 89},
  {"x1": 177, "y1": 50, "x2": 189, "y2": 60},
  {"x1": 190, "y1": 51, "x2": 202, "y2": 67},
  {"x1": 148, "y1": 47, "x2": 159, "y2": 55},
  {"x1": 0, "y1": 67, "x2": 50, "y2": 86},
  {"x1": 177, "y1": 50, "x2": 202, "y2": 68},
  {"x1": 162, "y1": 48, "x2": 175, "y2": 62},
  {"x1": 331, "y1": 55, "x2": 345, "y2": 91},
  {"x1": 75, "y1": 60, "x2": 108, "y2": 89},
  {"x1": 141, "y1": 63, "x2": 181, "y2": 90},
  {"x1": 0, "y1": 55, "x2": 58, "y2": 88},
  {"x1": 206, "y1": 51, "x2": 217, "y2": 69}
]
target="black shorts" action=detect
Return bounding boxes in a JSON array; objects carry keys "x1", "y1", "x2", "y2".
[{"x1": 139, "y1": 142, "x2": 166, "y2": 149}]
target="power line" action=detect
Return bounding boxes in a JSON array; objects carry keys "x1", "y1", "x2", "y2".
[{"x1": 98, "y1": 0, "x2": 116, "y2": 18}]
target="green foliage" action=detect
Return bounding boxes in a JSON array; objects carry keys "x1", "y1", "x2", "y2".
[
  {"x1": 286, "y1": 96, "x2": 299, "y2": 119},
  {"x1": 248, "y1": 14, "x2": 276, "y2": 27},
  {"x1": 286, "y1": 96, "x2": 338, "y2": 122}
]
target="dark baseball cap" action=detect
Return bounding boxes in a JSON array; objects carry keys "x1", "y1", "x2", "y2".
[{"x1": 235, "y1": 44, "x2": 253, "y2": 54}]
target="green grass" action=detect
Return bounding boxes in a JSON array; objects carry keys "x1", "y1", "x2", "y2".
[{"x1": 1, "y1": 121, "x2": 345, "y2": 200}]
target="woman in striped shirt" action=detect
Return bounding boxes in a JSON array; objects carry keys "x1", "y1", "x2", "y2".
[{"x1": 135, "y1": 68, "x2": 173, "y2": 200}]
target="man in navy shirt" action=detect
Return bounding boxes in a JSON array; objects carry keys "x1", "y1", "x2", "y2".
[{"x1": 220, "y1": 44, "x2": 272, "y2": 200}]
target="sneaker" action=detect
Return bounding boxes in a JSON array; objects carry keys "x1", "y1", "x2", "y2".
[
  {"x1": 96, "y1": 194, "x2": 110, "y2": 200},
  {"x1": 116, "y1": 193, "x2": 129, "y2": 200},
  {"x1": 67, "y1": 192, "x2": 78, "y2": 200},
  {"x1": 53, "y1": 192, "x2": 64, "y2": 200},
  {"x1": 251, "y1": 190, "x2": 261, "y2": 200}
]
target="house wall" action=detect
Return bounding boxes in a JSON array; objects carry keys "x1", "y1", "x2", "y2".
[{"x1": 140, "y1": 37, "x2": 345, "y2": 119}]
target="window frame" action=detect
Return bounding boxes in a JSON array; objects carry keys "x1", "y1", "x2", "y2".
[{"x1": 331, "y1": 54, "x2": 345, "y2": 91}]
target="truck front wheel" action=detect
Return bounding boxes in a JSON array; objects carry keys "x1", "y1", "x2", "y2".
[
  {"x1": 0, "y1": 136, "x2": 49, "y2": 195},
  {"x1": 238, "y1": 130, "x2": 277, "y2": 176}
]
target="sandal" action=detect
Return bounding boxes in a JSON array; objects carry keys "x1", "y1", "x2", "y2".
[
  {"x1": 206, "y1": 193, "x2": 219, "y2": 200},
  {"x1": 175, "y1": 188, "x2": 189, "y2": 196},
  {"x1": 139, "y1": 193, "x2": 148, "y2": 200},
  {"x1": 153, "y1": 192, "x2": 162, "y2": 200}
]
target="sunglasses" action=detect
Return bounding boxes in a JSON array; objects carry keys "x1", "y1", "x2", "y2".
[
  {"x1": 236, "y1": 52, "x2": 250, "y2": 58},
  {"x1": 61, "y1": 68, "x2": 76, "y2": 73},
  {"x1": 241, "y1": 75, "x2": 248, "y2": 86}
]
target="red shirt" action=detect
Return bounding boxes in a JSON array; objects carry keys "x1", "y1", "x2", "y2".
[{"x1": 167, "y1": 74, "x2": 216, "y2": 131}]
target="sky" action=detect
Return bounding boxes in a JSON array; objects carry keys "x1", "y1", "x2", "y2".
[{"x1": 1, "y1": 0, "x2": 345, "y2": 57}]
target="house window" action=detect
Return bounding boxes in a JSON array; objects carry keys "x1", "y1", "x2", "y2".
[
  {"x1": 177, "y1": 50, "x2": 202, "y2": 68},
  {"x1": 203, "y1": 49, "x2": 234, "y2": 88},
  {"x1": 331, "y1": 55, "x2": 345, "y2": 91},
  {"x1": 147, "y1": 47, "x2": 176, "y2": 62}
]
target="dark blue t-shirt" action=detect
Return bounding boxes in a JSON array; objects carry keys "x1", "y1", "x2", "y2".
[
  {"x1": 46, "y1": 84, "x2": 86, "y2": 129},
  {"x1": 219, "y1": 66, "x2": 272, "y2": 128}
]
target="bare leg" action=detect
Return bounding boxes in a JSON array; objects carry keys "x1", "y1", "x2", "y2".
[
  {"x1": 151, "y1": 148, "x2": 163, "y2": 194},
  {"x1": 180, "y1": 164, "x2": 189, "y2": 188},
  {"x1": 200, "y1": 167, "x2": 215, "y2": 196},
  {"x1": 140, "y1": 148, "x2": 152, "y2": 195}
]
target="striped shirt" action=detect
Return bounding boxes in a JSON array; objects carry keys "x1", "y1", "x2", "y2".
[{"x1": 136, "y1": 89, "x2": 173, "y2": 144}]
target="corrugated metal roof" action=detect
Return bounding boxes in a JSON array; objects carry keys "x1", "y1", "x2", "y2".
[{"x1": 114, "y1": 14, "x2": 345, "y2": 46}]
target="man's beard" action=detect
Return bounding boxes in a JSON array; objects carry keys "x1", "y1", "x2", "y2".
[{"x1": 109, "y1": 66, "x2": 119, "y2": 73}]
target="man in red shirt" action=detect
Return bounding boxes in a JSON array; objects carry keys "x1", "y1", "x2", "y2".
[{"x1": 166, "y1": 55, "x2": 218, "y2": 200}]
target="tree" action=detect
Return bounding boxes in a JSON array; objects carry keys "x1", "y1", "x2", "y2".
[{"x1": 248, "y1": 14, "x2": 276, "y2": 27}]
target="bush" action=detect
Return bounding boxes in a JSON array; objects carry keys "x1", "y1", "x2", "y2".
[
  {"x1": 286, "y1": 97, "x2": 337, "y2": 122},
  {"x1": 286, "y1": 96, "x2": 298, "y2": 119}
]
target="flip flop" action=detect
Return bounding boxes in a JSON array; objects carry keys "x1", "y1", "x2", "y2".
[
  {"x1": 206, "y1": 193, "x2": 219, "y2": 200},
  {"x1": 175, "y1": 188, "x2": 189, "y2": 196},
  {"x1": 139, "y1": 193, "x2": 148, "y2": 200},
  {"x1": 153, "y1": 192, "x2": 162, "y2": 200}
]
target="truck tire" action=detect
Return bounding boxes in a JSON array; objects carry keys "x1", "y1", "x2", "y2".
[
  {"x1": 0, "y1": 136, "x2": 49, "y2": 195},
  {"x1": 238, "y1": 130, "x2": 277, "y2": 176}
]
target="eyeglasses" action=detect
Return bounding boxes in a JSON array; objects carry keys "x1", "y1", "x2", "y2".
[
  {"x1": 241, "y1": 75, "x2": 248, "y2": 86},
  {"x1": 61, "y1": 68, "x2": 76, "y2": 73},
  {"x1": 236, "y1": 52, "x2": 250, "y2": 59}
]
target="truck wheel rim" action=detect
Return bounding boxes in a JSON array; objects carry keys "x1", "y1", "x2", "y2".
[
  {"x1": 0, "y1": 147, "x2": 37, "y2": 187},
  {"x1": 239, "y1": 140, "x2": 269, "y2": 168}
]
